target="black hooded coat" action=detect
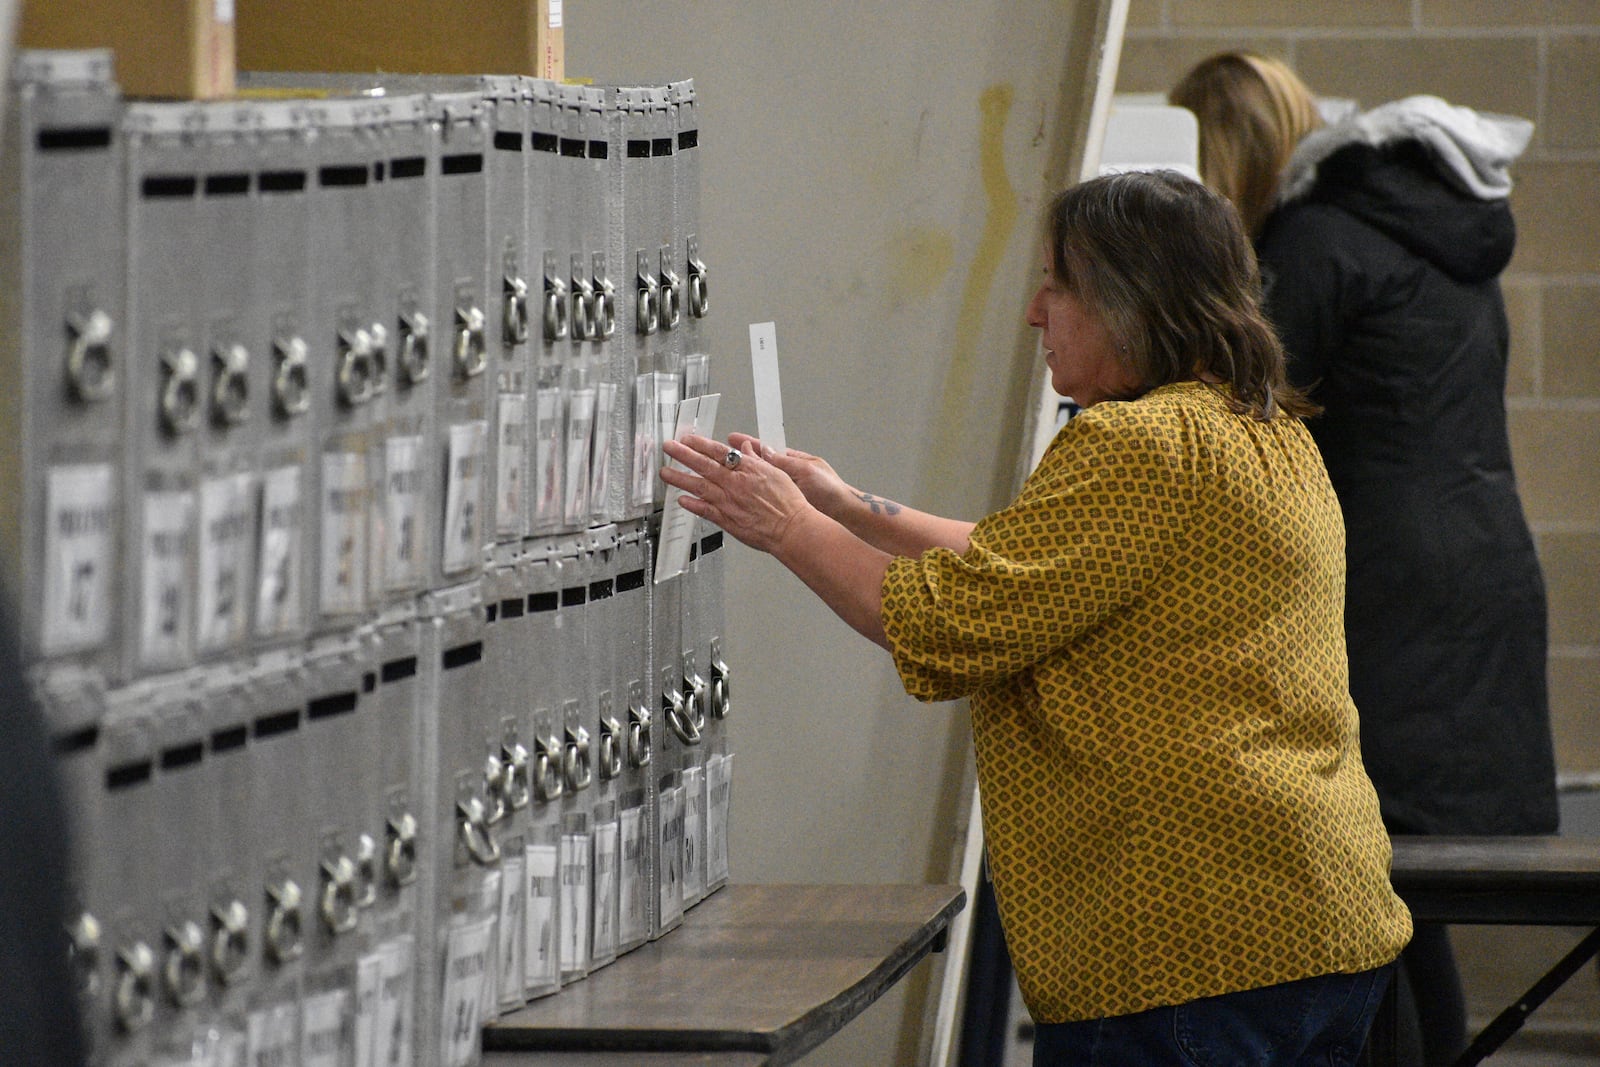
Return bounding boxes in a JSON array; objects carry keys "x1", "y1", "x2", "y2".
[{"x1": 1256, "y1": 124, "x2": 1559, "y2": 836}]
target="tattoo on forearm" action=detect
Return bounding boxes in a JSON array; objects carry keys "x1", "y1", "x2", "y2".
[{"x1": 855, "y1": 491, "x2": 902, "y2": 516}]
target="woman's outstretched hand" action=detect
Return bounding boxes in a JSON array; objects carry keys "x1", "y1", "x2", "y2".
[
  {"x1": 660, "y1": 433, "x2": 815, "y2": 556},
  {"x1": 727, "y1": 433, "x2": 853, "y2": 521}
]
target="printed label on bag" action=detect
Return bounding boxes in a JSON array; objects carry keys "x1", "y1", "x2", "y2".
[
  {"x1": 41, "y1": 463, "x2": 115, "y2": 654},
  {"x1": 300, "y1": 987, "x2": 352, "y2": 1067},
  {"x1": 533, "y1": 386, "x2": 564, "y2": 529},
  {"x1": 683, "y1": 764, "x2": 706, "y2": 901},
  {"x1": 495, "y1": 392, "x2": 527, "y2": 536},
  {"x1": 524, "y1": 842, "x2": 560, "y2": 992},
  {"x1": 139, "y1": 488, "x2": 195, "y2": 668},
  {"x1": 588, "y1": 381, "x2": 617, "y2": 520},
  {"x1": 591, "y1": 818, "x2": 620, "y2": 959},
  {"x1": 563, "y1": 386, "x2": 595, "y2": 526},
  {"x1": 497, "y1": 852, "x2": 526, "y2": 1011},
  {"x1": 384, "y1": 434, "x2": 424, "y2": 590},
  {"x1": 619, "y1": 806, "x2": 647, "y2": 945},
  {"x1": 197, "y1": 471, "x2": 255, "y2": 653},
  {"x1": 559, "y1": 830, "x2": 592, "y2": 974},
  {"x1": 255, "y1": 464, "x2": 303, "y2": 637},
  {"x1": 439, "y1": 915, "x2": 494, "y2": 1067},
  {"x1": 442, "y1": 420, "x2": 486, "y2": 575},
  {"x1": 319, "y1": 450, "x2": 367, "y2": 615}
]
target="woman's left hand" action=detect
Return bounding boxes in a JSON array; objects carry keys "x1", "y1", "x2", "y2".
[{"x1": 660, "y1": 434, "x2": 814, "y2": 556}]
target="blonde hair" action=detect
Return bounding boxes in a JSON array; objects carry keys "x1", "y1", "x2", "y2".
[{"x1": 1169, "y1": 52, "x2": 1323, "y2": 238}]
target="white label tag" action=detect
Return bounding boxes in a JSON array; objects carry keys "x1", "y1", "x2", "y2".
[
  {"x1": 548, "y1": 0, "x2": 563, "y2": 28},
  {"x1": 684, "y1": 351, "x2": 711, "y2": 399},
  {"x1": 203, "y1": 1026, "x2": 248, "y2": 1067},
  {"x1": 384, "y1": 434, "x2": 424, "y2": 590},
  {"x1": 301, "y1": 987, "x2": 352, "y2": 1067},
  {"x1": 247, "y1": 1002, "x2": 299, "y2": 1067},
  {"x1": 658, "y1": 784, "x2": 685, "y2": 928},
  {"x1": 495, "y1": 392, "x2": 527, "y2": 536},
  {"x1": 619, "y1": 806, "x2": 647, "y2": 946},
  {"x1": 654, "y1": 393, "x2": 720, "y2": 583},
  {"x1": 478, "y1": 868, "x2": 503, "y2": 1016},
  {"x1": 197, "y1": 471, "x2": 255, "y2": 653},
  {"x1": 439, "y1": 916, "x2": 495, "y2": 1067},
  {"x1": 749, "y1": 321, "x2": 788, "y2": 454},
  {"x1": 559, "y1": 830, "x2": 592, "y2": 974},
  {"x1": 255, "y1": 464, "x2": 303, "y2": 637},
  {"x1": 533, "y1": 386, "x2": 564, "y2": 529},
  {"x1": 375, "y1": 936, "x2": 415, "y2": 1067},
  {"x1": 497, "y1": 852, "x2": 526, "y2": 1011},
  {"x1": 708, "y1": 752, "x2": 733, "y2": 885},
  {"x1": 629, "y1": 374, "x2": 657, "y2": 509},
  {"x1": 563, "y1": 387, "x2": 596, "y2": 526},
  {"x1": 354, "y1": 950, "x2": 384, "y2": 1067},
  {"x1": 523, "y1": 842, "x2": 559, "y2": 991},
  {"x1": 591, "y1": 818, "x2": 620, "y2": 959},
  {"x1": 139, "y1": 488, "x2": 195, "y2": 667},
  {"x1": 442, "y1": 420, "x2": 487, "y2": 575},
  {"x1": 41, "y1": 463, "x2": 115, "y2": 654},
  {"x1": 319, "y1": 450, "x2": 368, "y2": 615},
  {"x1": 588, "y1": 381, "x2": 617, "y2": 521},
  {"x1": 652, "y1": 372, "x2": 682, "y2": 506},
  {"x1": 682, "y1": 764, "x2": 706, "y2": 901}
]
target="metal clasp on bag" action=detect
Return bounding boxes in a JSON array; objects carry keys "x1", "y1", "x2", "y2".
[
  {"x1": 543, "y1": 251, "x2": 570, "y2": 342},
  {"x1": 66, "y1": 307, "x2": 116, "y2": 403},
  {"x1": 687, "y1": 237, "x2": 709, "y2": 319}
]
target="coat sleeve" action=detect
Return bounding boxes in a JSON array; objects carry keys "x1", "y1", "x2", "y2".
[{"x1": 880, "y1": 407, "x2": 1197, "y2": 701}]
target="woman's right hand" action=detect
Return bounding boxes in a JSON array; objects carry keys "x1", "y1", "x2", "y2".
[{"x1": 728, "y1": 432, "x2": 854, "y2": 520}]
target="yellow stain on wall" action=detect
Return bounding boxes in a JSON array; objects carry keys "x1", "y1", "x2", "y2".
[
  {"x1": 886, "y1": 225, "x2": 957, "y2": 309},
  {"x1": 929, "y1": 83, "x2": 1020, "y2": 478}
]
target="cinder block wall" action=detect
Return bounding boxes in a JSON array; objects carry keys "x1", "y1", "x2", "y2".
[{"x1": 1117, "y1": 0, "x2": 1600, "y2": 1044}]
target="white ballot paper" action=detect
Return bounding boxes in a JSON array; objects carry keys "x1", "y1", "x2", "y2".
[
  {"x1": 748, "y1": 321, "x2": 787, "y2": 455},
  {"x1": 654, "y1": 392, "x2": 721, "y2": 583}
]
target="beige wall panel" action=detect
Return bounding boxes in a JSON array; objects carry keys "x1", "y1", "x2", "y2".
[
  {"x1": 1421, "y1": 0, "x2": 1600, "y2": 28},
  {"x1": 1547, "y1": 34, "x2": 1600, "y2": 151},
  {"x1": 1508, "y1": 407, "x2": 1600, "y2": 525},
  {"x1": 1542, "y1": 283, "x2": 1600, "y2": 398},
  {"x1": 1550, "y1": 653, "x2": 1600, "y2": 771},
  {"x1": 1539, "y1": 531, "x2": 1600, "y2": 648},
  {"x1": 1512, "y1": 162, "x2": 1600, "y2": 275},
  {"x1": 1293, "y1": 36, "x2": 1538, "y2": 116},
  {"x1": 1126, "y1": 0, "x2": 1165, "y2": 28},
  {"x1": 1169, "y1": 0, "x2": 1410, "y2": 28},
  {"x1": 1116, "y1": 33, "x2": 1291, "y2": 93},
  {"x1": 1502, "y1": 279, "x2": 1541, "y2": 398}
]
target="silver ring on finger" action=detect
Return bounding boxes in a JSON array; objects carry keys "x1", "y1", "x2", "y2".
[{"x1": 724, "y1": 449, "x2": 742, "y2": 470}]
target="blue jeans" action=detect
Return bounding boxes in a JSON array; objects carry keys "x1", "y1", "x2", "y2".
[{"x1": 1032, "y1": 965, "x2": 1394, "y2": 1067}]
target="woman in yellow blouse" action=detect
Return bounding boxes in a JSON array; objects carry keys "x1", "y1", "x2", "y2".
[{"x1": 661, "y1": 170, "x2": 1411, "y2": 1066}]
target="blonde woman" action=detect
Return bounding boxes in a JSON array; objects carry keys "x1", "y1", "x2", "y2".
[{"x1": 1173, "y1": 52, "x2": 1559, "y2": 1067}]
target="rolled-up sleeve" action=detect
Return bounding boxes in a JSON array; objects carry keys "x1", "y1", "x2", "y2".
[{"x1": 881, "y1": 407, "x2": 1196, "y2": 701}]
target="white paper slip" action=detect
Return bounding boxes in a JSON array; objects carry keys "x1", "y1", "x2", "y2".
[
  {"x1": 748, "y1": 321, "x2": 787, "y2": 454},
  {"x1": 654, "y1": 392, "x2": 720, "y2": 583}
]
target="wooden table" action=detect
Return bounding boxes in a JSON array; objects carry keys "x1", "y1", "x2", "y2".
[
  {"x1": 1386, "y1": 836, "x2": 1600, "y2": 1067},
  {"x1": 483, "y1": 882, "x2": 967, "y2": 1067}
]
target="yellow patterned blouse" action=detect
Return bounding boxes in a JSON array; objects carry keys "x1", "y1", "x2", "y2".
[{"x1": 881, "y1": 381, "x2": 1411, "y2": 1023}]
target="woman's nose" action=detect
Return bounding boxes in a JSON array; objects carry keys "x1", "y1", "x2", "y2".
[{"x1": 1025, "y1": 289, "x2": 1045, "y2": 327}]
